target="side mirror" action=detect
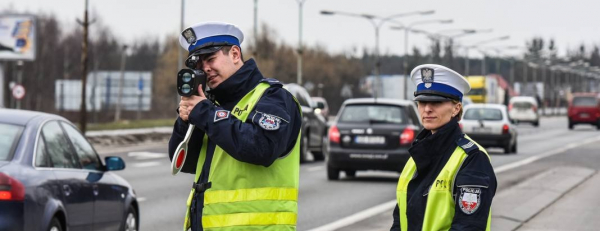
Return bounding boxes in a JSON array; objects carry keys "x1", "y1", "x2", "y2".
[
  {"x1": 316, "y1": 102, "x2": 325, "y2": 109},
  {"x1": 105, "y1": 156, "x2": 126, "y2": 171}
]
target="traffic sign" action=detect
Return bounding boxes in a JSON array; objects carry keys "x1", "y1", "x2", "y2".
[{"x1": 12, "y1": 84, "x2": 25, "y2": 100}]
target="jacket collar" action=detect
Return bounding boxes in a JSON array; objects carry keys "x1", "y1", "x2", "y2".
[
  {"x1": 207, "y1": 59, "x2": 263, "y2": 104},
  {"x1": 408, "y1": 117, "x2": 461, "y2": 173}
]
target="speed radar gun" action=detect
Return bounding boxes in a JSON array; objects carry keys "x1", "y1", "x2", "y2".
[{"x1": 171, "y1": 68, "x2": 207, "y2": 175}]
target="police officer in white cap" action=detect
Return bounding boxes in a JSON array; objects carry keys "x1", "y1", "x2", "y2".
[
  {"x1": 168, "y1": 21, "x2": 302, "y2": 231},
  {"x1": 390, "y1": 64, "x2": 497, "y2": 231}
]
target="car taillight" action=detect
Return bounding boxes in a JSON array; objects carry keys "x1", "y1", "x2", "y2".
[
  {"x1": 532, "y1": 106, "x2": 537, "y2": 113},
  {"x1": 400, "y1": 127, "x2": 415, "y2": 145},
  {"x1": 459, "y1": 123, "x2": 463, "y2": 131},
  {"x1": 329, "y1": 125, "x2": 340, "y2": 143},
  {"x1": 508, "y1": 104, "x2": 513, "y2": 111},
  {"x1": 502, "y1": 124, "x2": 509, "y2": 135},
  {"x1": 0, "y1": 173, "x2": 25, "y2": 201}
]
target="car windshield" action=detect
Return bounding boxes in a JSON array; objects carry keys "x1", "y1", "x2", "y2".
[
  {"x1": 339, "y1": 104, "x2": 407, "y2": 124},
  {"x1": 572, "y1": 97, "x2": 597, "y2": 107},
  {"x1": 0, "y1": 123, "x2": 24, "y2": 161},
  {"x1": 467, "y1": 88, "x2": 486, "y2": 95},
  {"x1": 464, "y1": 108, "x2": 503, "y2": 121}
]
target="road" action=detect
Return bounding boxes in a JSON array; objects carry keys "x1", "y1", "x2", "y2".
[{"x1": 97, "y1": 116, "x2": 600, "y2": 231}]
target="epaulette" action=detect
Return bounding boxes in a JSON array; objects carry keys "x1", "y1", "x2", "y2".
[
  {"x1": 260, "y1": 78, "x2": 283, "y2": 87},
  {"x1": 456, "y1": 134, "x2": 480, "y2": 155}
]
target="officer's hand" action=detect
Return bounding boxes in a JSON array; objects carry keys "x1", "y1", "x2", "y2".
[{"x1": 179, "y1": 85, "x2": 207, "y2": 122}]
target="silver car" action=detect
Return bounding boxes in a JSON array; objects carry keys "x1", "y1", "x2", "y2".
[{"x1": 460, "y1": 104, "x2": 518, "y2": 154}]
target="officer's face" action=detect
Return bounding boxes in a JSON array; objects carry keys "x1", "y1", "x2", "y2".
[
  {"x1": 417, "y1": 101, "x2": 460, "y2": 133},
  {"x1": 197, "y1": 46, "x2": 243, "y2": 89}
]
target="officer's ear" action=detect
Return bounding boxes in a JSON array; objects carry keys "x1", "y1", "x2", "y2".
[{"x1": 229, "y1": 45, "x2": 243, "y2": 64}]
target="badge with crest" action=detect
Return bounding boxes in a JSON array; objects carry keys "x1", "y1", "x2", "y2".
[{"x1": 421, "y1": 68, "x2": 434, "y2": 88}]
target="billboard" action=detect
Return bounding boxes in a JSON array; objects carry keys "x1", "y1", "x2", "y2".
[{"x1": 0, "y1": 15, "x2": 36, "y2": 61}]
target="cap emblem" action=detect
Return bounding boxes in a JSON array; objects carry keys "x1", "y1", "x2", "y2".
[
  {"x1": 182, "y1": 28, "x2": 197, "y2": 45},
  {"x1": 421, "y1": 68, "x2": 434, "y2": 88}
]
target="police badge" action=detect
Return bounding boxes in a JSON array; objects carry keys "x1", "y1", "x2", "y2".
[
  {"x1": 182, "y1": 27, "x2": 197, "y2": 44},
  {"x1": 458, "y1": 187, "x2": 481, "y2": 215},
  {"x1": 258, "y1": 114, "x2": 281, "y2": 130},
  {"x1": 421, "y1": 68, "x2": 434, "y2": 88}
]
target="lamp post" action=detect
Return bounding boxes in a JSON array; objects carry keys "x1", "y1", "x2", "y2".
[
  {"x1": 464, "y1": 35, "x2": 510, "y2": 76},
  {"x1": 115, "y1": 45, "x2": 128, "y2": 122},
  {"x1": 399, "y1": 19, "x2": 453, "y2": 99},
  {"x1": 296, "y1": 0, "x2": 308, "y2": 85},
  {"x1": 179, "y1": 0, "x2": 185, "y2": 69},
  {"x1": 321, "y1": 10, "x2": 434, "y2": 98}
]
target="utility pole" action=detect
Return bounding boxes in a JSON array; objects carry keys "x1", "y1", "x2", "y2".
[
  {"x1": 115, "y1": 45, "x2": 128, "y2": 122},
  {"x1": 77, "y1": 0, "x2": 90, "y2": 134}
]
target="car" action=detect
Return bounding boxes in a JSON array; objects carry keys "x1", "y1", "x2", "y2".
[
  {"x1": 311, "y1": 97, "x2": 330, "y2": 120},
  {"x1": 460, "y1": 104, "x2": 517, "y2": 154},
  {"x1": 0, "y1": 109, "x2": 138, "y2": 231},
  {"x1": 326, "y1": 98, "x2": 422, "y2": 180},
  {"x1": 508, "y1": 96, "x2": 540, "y2": 126},
  {"x1": 284, "y1": 84, "x2": 328, "y2": 162},
  {"x1": 568, "y1": 93, "x2": 600, "y2": 130},
  {"x1": 462, "y1": 96, "x2": 473, "y2": 107}
]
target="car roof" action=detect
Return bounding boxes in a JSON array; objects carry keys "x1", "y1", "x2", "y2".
[
  {"x1": 342, "y1": 98, "x2": 414, "y2": 106},
  {"x1": 509, "y1": 96, "x2": 537, "y2": 104},
  {"x1": 572, "y1": 92, "x2": 599, "y2": 98},
  {"x1": 464, "y1": 103, "x2": 507, "y2": 110},
  {"x1": 0, "y1": 108, "x2": 62, "y2": 126}
]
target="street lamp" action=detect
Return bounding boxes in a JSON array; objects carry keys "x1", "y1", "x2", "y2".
[
  {"x1": 392, "y1": 19, "x2": 453, "y2": 100},
  {"x1": 321, "y1": 9, "x2": 434, "y2": 98},
  {"x1": 464, "y1": 35, "x2": 510, "y2": 76},
  {"x1": 296, "y1": 0, "x2": 308, "y2": 85}
]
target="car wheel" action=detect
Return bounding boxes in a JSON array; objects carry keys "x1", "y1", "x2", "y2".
[
  {"x1": 48, "y1": 217, "x2": 62, "y2": 231},
  {"x1": 300, "y1": 134, "x2": 309, "y2": 163},
  {"x1": 327, "y1": 165, "x2": 339, "y2": 180},
  {"x1": 311, "y1": 136, "x2": 327, "y2": 161},
  {"x1": 568, "y1": 120, "x2": 574, "y2": 130},
  {"x1": 503, "y1": 141, "x2": 511, "y2": 154},
  {"x1": 533, "y1": 120, "x2": 539, "y2": 127},
  {"x1": 511, "y1": 139, "x2": 517, "y2": 153},
  {"x1": 121, "y1": 206, "x2": 138, "y2": 231},
  {"x1": 597, "y1": 120, "x2": 600, "y2": 130},
  {"x1": 345, "y1": 170, "x2": 356, "y2": 178}
]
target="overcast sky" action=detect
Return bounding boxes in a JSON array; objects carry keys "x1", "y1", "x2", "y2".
[{"x1": 3, "y1": 0, "x2": 599, "y2": 58}]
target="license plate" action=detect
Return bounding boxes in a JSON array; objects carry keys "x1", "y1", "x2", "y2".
[
  {"x1": 580, "y1": 113, "x2": 589, "y2": 118},
  {"x1": 472, "y1": 127, "x2": 491, "y2": 133},
  {"x1": 354, "y1": 136, "x2": 386, "y2": 144}
]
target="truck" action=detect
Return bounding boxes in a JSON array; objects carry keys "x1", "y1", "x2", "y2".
[{"x1": 465, "y1": 75, "x2": 506, "y2": 104}]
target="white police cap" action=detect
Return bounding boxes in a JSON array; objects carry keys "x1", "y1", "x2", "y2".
[
  {"x1": 179, "y1": 21, "x2": 244, "y2": 56},
  {"x1": 411, "y1": 64, "x2": 471, "y2": 102}
]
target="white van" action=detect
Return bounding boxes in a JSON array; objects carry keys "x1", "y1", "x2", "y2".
[{"x1": 508, "y1": 96, "x2": 540, "y2": 126}]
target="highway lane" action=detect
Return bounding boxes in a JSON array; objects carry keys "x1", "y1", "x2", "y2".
[{"x1": 98, "y1": 116, "x2": 599, "y2": 230}]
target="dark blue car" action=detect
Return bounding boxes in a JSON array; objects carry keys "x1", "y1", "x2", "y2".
[{"x1": 0, "y1": 109, "x2": 138, "y2": 231}]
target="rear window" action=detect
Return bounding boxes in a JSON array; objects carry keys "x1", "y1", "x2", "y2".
[
  {"x1": 572, "y1": 97, "x2": 597, "y2": 107},
  {"x1": 339, "y1": 104, "x2": 407, "y2": 124},
  {"x1": 467, "y1": 88, "x2": 486, "y2": 95},
  {"x1": 464, "y1": 108, "x2": 503, "y2": 121},
  {"x1": 0, "y1": 123, "x2": 23, "y2": 161},
  {"x1": 512, "y1": 102, "x2": 534, "y2": 109}
]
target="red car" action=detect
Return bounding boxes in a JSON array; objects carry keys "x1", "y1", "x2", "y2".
[{"x1": 568, "y1": 93, "x2": 600, "y2": 130}]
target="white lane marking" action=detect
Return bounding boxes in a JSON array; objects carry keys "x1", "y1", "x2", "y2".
[
  {"x1": 307, "y1": 200, "x2": 397, "y2": 231},
  {"x1": 307, "y1": 166, "x2": 325, "y2": 172},
  {"x1": 128, "y1": 152, "x2": 166, "y2": 160},
  {"x1": 137, "y1": 197, "x2": 147, "y2": 202},
  {"x1": 309, "y1": 135, "x2": 600, "y2": 231},
  {"x1": 495, "y1": 135, "x2": 600, "y2": 173},
  {"x1": 131, "y1": 161, "x2": 162, "y2": 168}
]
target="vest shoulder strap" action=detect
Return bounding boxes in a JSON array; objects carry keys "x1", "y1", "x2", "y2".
[
  {"x1": 259, "y1": 78, "x2": 283, "y2": 87},
  {"x1": 455, "y1": 134, "x2": 479, "y2": 155}
]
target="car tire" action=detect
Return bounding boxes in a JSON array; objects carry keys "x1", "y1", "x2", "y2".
[
  {"x1": 345, "y1": 170, "x2": 356, "y2": 178},
  {"x1": 300, "y1": 134, "x2": 309, "y2": 163},
  {"x1": 533, "y1": 120, "x2": 539, "y2": 127},
  {"x1": 568, "y1": 120, "x2": 574, "y2": 130},
  {"x1": 596, "y1": 120, "x2": 600, "y2": 130},
  {"x1": 327, "y1": 165, "x2": 340, "y2": 180},
  {"x1": 511, "y1": 140, "x2": 517, "y2": 153},
  {"x1": 504, "y1": 142, "x2": 512, "y2": 154},
  {"x1": 48, "y1": 217, "x2": 62, "y2": 231},
  {"x1": 121, "y1": 206, "x2": 138, "y2": 231}
]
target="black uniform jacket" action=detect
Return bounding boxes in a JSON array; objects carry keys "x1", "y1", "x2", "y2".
[{"x1": 391, "y1": 118, "x2": 497, "y2": 231}]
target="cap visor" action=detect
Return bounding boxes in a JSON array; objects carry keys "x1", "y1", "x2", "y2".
[
  {"x1": 189, "y1": 46, "x2": 223, "y2": 56},
  {"x1": 414, "y1": 94, "x2": 453, "y2": 102}
]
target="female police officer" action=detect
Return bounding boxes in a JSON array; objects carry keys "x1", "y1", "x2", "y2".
[{"x1": 390, "y1": 64, "x2": 497, "y2": 231}]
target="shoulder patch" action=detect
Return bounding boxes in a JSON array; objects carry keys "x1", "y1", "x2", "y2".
[
  {"x1": 258, "y1": 113, "x2": 282, "y2": 130},
  {"x1": 214, "y1": 110, "x2": 230, "y2": 123},
  {"x1": 459, "y1": 187, "x2": 481, "y2": 215},
  {"x1": 456, "y1": 135, "x2": 479, "y2": 155},
  {"x1": 260, "y1": 78, "x2": 283, "y2": 87}
]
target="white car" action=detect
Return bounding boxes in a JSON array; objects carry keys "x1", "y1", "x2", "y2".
[
  {"x1": 508, "y1": 96, "x2": 540, "y2": 126},
  {"x1": 461, "y1": 104, "x2": 518, "y2": 154}
]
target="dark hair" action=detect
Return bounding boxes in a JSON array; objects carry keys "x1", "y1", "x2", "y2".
[{"x1": 452, "y1": 100, "x2": 463, "y2": 121}]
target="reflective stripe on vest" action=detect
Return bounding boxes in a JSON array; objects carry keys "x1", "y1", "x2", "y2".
[
  {"x1": 183, "y1": 82, "x2": 301, "y2": 231},
  {"x1": 396, "y1": 135, "x2": 491, "y2": 231}
]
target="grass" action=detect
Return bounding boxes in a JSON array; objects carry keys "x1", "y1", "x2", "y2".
[{"x1": 86, "y1": 118, "x2": 175, "y2": 131}]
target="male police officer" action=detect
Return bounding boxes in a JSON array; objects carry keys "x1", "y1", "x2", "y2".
[
  {"x1": 169, "y1": 21, "x2": 302, "y2": 231},
  {"x1": 391, "y1": 64, "x2": 496, "y2": 231}
]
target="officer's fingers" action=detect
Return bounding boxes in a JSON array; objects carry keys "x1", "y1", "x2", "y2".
[{"x1": 198, "y1": 85, "x2": 206, "y2": 98}]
